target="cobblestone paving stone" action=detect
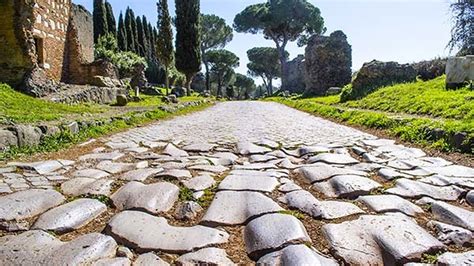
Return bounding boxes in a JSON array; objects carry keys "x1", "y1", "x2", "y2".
[{"x1": 0, "y1": 102, "x2": 473, "y2": 265}]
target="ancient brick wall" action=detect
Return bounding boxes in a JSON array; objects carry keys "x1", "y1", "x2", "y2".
[{"x1": 31, "y1": 0, "x2": 71, "y2": 82}]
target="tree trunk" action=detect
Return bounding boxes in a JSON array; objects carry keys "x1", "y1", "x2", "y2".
[
  {"x1": 165, "y1": 66, "x2": 169, "y2": 96},
  {"x1": 217, "y1": 74, "x2": 222, "y2": 97},
  {"x1": 185, "y1": 73, "x2": 194, "y2": 96},
  {"x1": 276, "y1": 45, "x2": 288, "y2": 91},
  {"x1": 269, "y1": 78, "x2": 273, "y2": 96}
]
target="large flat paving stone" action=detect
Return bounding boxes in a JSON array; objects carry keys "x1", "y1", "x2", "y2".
[
  {"x1": 297, "y1": 164, "x2": 366, "y2": 183},
  {"x1": 106, "y1": 210, "x2": 229, "y2": 253},
  {"x1": 307, "y1": 153, "x2": 359, "y2": 165},
  {"x1": 423, "y1": 165, "x2": 474, "y2": 178},
  {"x1": 182, "y1": 174, "x2": 215, "y2": 191},
  {"x1": 244, "y1": 213, "x2": 311, "y2": 260},
  {"x1": 431, "y1": 201, "x2": 474, "y2": 231},
  {"x1": 357, "y1": 195, "x2": 424, "y2": 216},
  {"x1": 133, "y1": 253, "x2": 169, "y2": 266},
  {"x1": 0, "y1": 189, "x2": 65, "y2": 227},
  {"x1": 118, "y1": 168, "x2": 164, "y2": 181},
  {"x1": 386, "y1": 178, "x2": 465, "y2": 201},
  {"x1": 427, "y1": 220, "x2": 473, "y2": 246},
  {"x1": 61, "y1": 178, "x2": 114, "y2": 196},
  {"x1": 92, "y1": 257, "x2": 131, "y2": 266},
  {"x1": 0, "y1": 231, "x2": 117, "y2": 265},
  {"x1": 233, "y1": 163, "x2": 278, "y2": 171},
  {"x1": 437, "y1": 250, "x2": 474, "y2": 265},
  {"x1": 257, "y1": 244, "x2": 338, "y2": 265},
  {"x1": 32, "y1": 198, "x2": 107, "y2": 233},
  {"x1": 72, "y1": 169, "x2": 110, "y2": 179},
  {"x1": 96, "y1": 161, "x2": 137, "y2": 174},
  {"x1": 281, "y1": 190, "x2": 364, "y2": 219},
  {"x1": 312, "y1": 175, "x2": 382, "y2": 198},
  {"x1": 111, "y1": 181, "x2": 179, "y2": 214},
  {"x1": 176, "y1": 248, "x2": 235, "y2": 265},
  {"x1": 182, "y1": 143, "x2": 215, "y2": 152},
  {"x1": 237, "y1": 141, "x2": 271, "y2": 155},
  {"x1": 155, "y1": 169, "x2": 192, "y2": 180},
  {"x1": 188, "y1": 164, "x2": 228, "y2": 174},
  {"x1": 10, "y1": 160, "x2": 65, "y2": 175},
  {"x1": 323, "y1": 214, "x2": 445, "y2": 265},
  {"x1": 79, "y1": 152, "x2": 124, "y2": 161},
  {"x1": 419, "y1": 175, "x2": 474, "y2": 189},
  {"x1": 162, "y1": 144, "x2": 189, "y2": 157},
  {"x1": 201, "y1": 191, "x2": 283, "y2": 226},
  {"x1": 218, "y1": 174, "x2": 279, "y2": 192}
]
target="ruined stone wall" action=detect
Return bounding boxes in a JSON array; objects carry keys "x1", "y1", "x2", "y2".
[
  {"x1": 0, "y1": 0, "x2": 36, "y2": 87},
  {"x1": 285, "y1": 55, "x2": 306, "y2": 94},
  {"x1": 32, "y1": 0, "x2": 71, "y2": 81}
]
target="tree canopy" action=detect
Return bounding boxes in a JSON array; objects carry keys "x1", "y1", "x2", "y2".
[
  {"x1": 247, "y1": 47, "x2": 286, "y2": 95},
  {"x1": 93, "y1": 0, "x2": 108, "y2": 43},
  {"x1": 234, "y1": 0, "x2": 325, "y2": 89},
  {"x1": 448, "y1": 0, "x2": 473, "y2": 56},
  {"x1": 156, "y1": 0, "x2": 174, "y2": 91},
  {"x1": 207, "y1": 49, "x2": 240, "y2": 97},
  {"x1": 234, "y1": 73, "x2": 256, "y2": 99},
  {"x1": 175, "y1": 0, "x2": 202, "y2": 95}
]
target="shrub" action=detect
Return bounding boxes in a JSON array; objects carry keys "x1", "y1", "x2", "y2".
[{"x1": 411, "y1": 58, "x2": 447, "y2": 81}]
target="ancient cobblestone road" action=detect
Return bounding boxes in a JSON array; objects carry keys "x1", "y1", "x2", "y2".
[{"x1": 0, "y1": 102, "x2": 473, "y2": 265}]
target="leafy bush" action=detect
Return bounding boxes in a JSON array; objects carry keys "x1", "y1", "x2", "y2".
[{"x1": 95, "y1": 34, "x2": 147, "y2": 78}]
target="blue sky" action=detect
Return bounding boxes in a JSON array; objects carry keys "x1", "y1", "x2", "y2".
[{"x1": 75, "y1": 0, "x2": 455, "y2": 81}]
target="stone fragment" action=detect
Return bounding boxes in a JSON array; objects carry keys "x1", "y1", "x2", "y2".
[
  {"x1": 257, "y1": 244, "x2": 338, "y2": 266},
  {"x1": 175, "y1": 201, "x2": 203, "y2": 220},
  {"x1": 111, "y1": 181, "x2": 179, "y2": 214},
  {"x1": 358, "y1": 195, "x2": 423, "y2": 216},
  {"x1": 0, "y1": 189, "x2": 65, "y2": 223},
  {"x1": 72, "y1": 169, "x2": 110, "y2": 179},
  {"x1": 162, "y1": 144, "x2": 188, "y2": 157},
  {"x1": 118, "y1": 168, "x2": 163, "y2": 181},
  {"x1": 237, "y1": 141, "x2": 271, "y2": 155},
  {"x1": 0, "y1": 129, "x2": 18, "y2": 150},
  {"x1": 208, "y1": 152, "x2": 239, "y2": 165},
  {"x1": 423, "y1": 165, "x2": 474, "y2": 178},
  {"x1": 312, "y1": 175, "x2": 382, "y2": 198},
  {"x1": 298, "y1": 145, "x2": 331, "y2": 156},
  {"x1": 362, "y1": 152, "x2": 390, "y2": 164},
  {"x1": 297, "y1": 164, "x2": 366, "y2": 183},
  {"x1": 255, "y1": 139, "x2": 280, "y2": 149},
  {"x1": 61, "y1": 178, "x2": 114, "y2": 196},
  {"x1": 105, "y1": 141, "x2": 139, "y2": 150},
  {"x1": 431, "y1": 201, "x2": 474, "y2": 231},
  {"x1": 96, "y1": 161, "x2": 136, "y2": 174},
  {"x1": 386, "y1": 179, "x2": 465, "y2": 201},
  {"x1": 467, "y1": 190, "x2": 474, "y2": 206},
  {"x1": 188, "y1": 164, "x2": 227, "y2": 173},
  {"x1": 419, "y1": 175, "x2": 474, "y2": 189},
  {"x1": 106, "y1": 211, "x2": 229, "y2": 253},
  {"x1": 277, "y1": 158, "x2": 299, "y2": 169},
  {"x1": 378, "y1": 168, "x2": 412, "y2": 180},
  {"x1": 307, "y1": 153, "x2": 358, "y2": 165},
  {"x1": 229, "y1": 170, "x2": 288, "y2": 178},
  {"x1": 93, "y1": 257, "x2": 131, "y2": 266},
  {"x1": 155, "y1": 169, "x2": 192, "y2": 180},
  {"x1": 323, "y1": 215, "x2": 444, "y2": 265},
  {"x1": 117, "y1": 246, "x2": 134, "y2": 259},
  {"x1": 233, "y1": 163, "x2": 277, "y2": 170},
  {"x1": 79, "y1": 152, "x2": 124, "y2": 161},
  {"x1": 281, "y1": 190, "x2": 364, "y2": 219},
  {"x1": 249, "y1": 154, "x2": 277, "y2": 163},
  {"x1": 278, "y1": 182, "x2": 302, "y2": 193},
  {"x1": 182, "y1": 143, "x2": 215, "y2": 152},
  {"x1": 133, "y1": 253, "x2": 169, "y2": 266},
  {"x1": 436, "y1": 251, "x2": 474, "y2": 265},
  {"x1": 32, "y1": 199, "x2": 107, "y2": 233},
  {"x1": 244, "y1": 213, "x2": 311, "y2": 260},
  {"x1": 201, "y1": 191, "x2": 283, "y2": 226},
  {"x1": 361, "y1": 139, "x2": 396, "y2": 147},
  {"x1": 17, "y1": 160, "x2": 64, "y2": 175},
  {"x1": 427, "y1": 220, "x2": 473, "y2": 246},
  {"x1": 182, "y1": 175, "x2": 215, "y2": 191},
  {"x1": 218, "y1": 174, "x2": 279, "y2": 192},
  {"x1": 176, "y1": 248, "x2": 235, "y2": 265}
]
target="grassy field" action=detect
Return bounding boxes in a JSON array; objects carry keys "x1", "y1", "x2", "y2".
[{"x1": 267, "y1": 76, "x2": 473, "y2": 153}]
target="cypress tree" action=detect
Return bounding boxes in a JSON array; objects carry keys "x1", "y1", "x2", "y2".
[
  {"x1": 124, "y1": 8, "x2": 134, "y2": 52},
  {"x1": 104, "y1": 1, "x2": 116, "y2": 37},
  {"x1": 117, "y1": 12, "x2": 127, "y2": 50},
  {"x1": 136, "y1": 16, "x2": 146, "y2": 57},
  {"x1": 156, "y1": 0, "x2": 174, "y2": 93},
  {"x1": 93, "y1": 0, "x2": 108, "y2": 43},
  {"x1": 175, "y1": 0, "x2": 201, "y2": 95},
  {"x1": 130, "y1": 10, "x2": 139, "y2": 54}
]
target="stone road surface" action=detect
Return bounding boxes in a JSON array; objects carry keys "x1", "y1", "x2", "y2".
[{"x1": 0, "y1": 101, "x2": 473, "y2": 265}]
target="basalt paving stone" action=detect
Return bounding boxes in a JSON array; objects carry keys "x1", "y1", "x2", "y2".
[
  {"x1": 208, "y1": 152, "x2": 239, "y2": 165},
  {"x1": 133, "y1": 152, "x2": 163, "y2": 160},
  {"x1": 133, "y1": 253, "x2": 169, "y2": 266},
  {"x1": 79, "y1": 152, "x2": 125, "y2": 161},
  {"x1": 105, "y1": 141, "x2": 139, "y2": 150},
  {"x1": 312, "y1": 175, "x2": 382, "y2": 199},
  {"x1": 0, "y1": 231, "x2": 117, "y2": 265},
  {"x1": 381, "y1": 146, "x2": 426, "y2": 160},
  {"x1": 162, "y1": 144, "x2": 189, "y2": 157},
  {"x1": 32, "y1": 198, "x2": 107, "y2": 233},
  {"x1": 9, "y1": 160, "x2": 65, "y2": 175},
  {"x1": 357, "y1": 195, "x2": 424, "y2": 217},
  {"x1": 188, "y1": 164, "x2": 228, "y2": 173},
  {"x1": 155, "y1": 169, "x2": 192, "y2": 180},
  {"x1": 255, "y1": 139, "x2": 280, "y2": 149},
  {"x1": 218, "y1": 175, "x2": 279, "y2": 192},
  {"x1": 307, "y1": 153, "x2": 359, "y2": 165},
  {"x1": 72, "y1": 169, "x2": 111, "y2": 179},
  {"x1": 323, "y1": 214, "x2": 445, "y2": 265},
  {"x1": 360, "y1": 139, "x2": 396, "y2": 147},
  {"x1": 387, "y1": 160, "x2": 417, "y2": 170},
  {"x1": 297, "y1": 164, "x2": 367, "y2": 183},
  {"x1": 423, "y1": 165, "x2": 474, "y2": 178},
  {"x1": 176, "y1": 247, "x2": 235, "y2": 265},
  {"x1": 118, "y1": 168, "x2": 164, "y2": 181},
  {"x1": 468, "y1": 190, "x2": 474, "y2": 206},
  {"x1": 93, "y1": 257, "x2": 131, "y2": 266},
  {"x1": 362, "y1": 152, "x2": 391, "y2": 164},
  {"x1": 182, "y1": 143, "x2": 215, "y2": 152},
  {"x1": 229, "y1": 170, "x2": 288, "y2": 178},
  {"x1": 233, "y1": 163, "x2": 278, "y2": 171},
  {"x1": 237, "y1": 141, "x2": 272, "y2": 155},
  {"x1": 280, "y1": 190, "x2": 364, "y2": 219},
  {"x1": 201, "y1": 191, "x2": 283, "y2": 226},
  {"x1": 244, "y1": 213, "x2": 311, "y2": 260},
  {"x1": 277, "y1": 158, "x2": 299, "y2": 170},
  {"x1": 257, "y1": 244, "x2": 338, "y2": 265},
  {"x1": 106, "y1": 210, "x2": 229, "y2": 253},
  {"x1": 249, "y1": 154, "x2": 277, "y2": 163},
  {"x1": 96, "y1": 161, "x2": 138, "y2": 174},
  {"x1": 401, "y1": 167, "x2": 435, "y2": 177},
  {"x1": 419, "y1": 175, "x2": 474, "y2": 189},
  {"x1": 386, "y1": 179, "x2": 465, "y2": 201},
  {"x1": 0, "y1": 189, "x2": 65, "y2": 227},
  {"x1": 427, "y1": 220, "x2": 473, "y2": 246},
  {"x1": 61, "y1": 178, "x2": 114, "y2": 197},
  {"x1": 437, "y1": 250, "x2": 474, "y2": 265},
  {"x1": 111, "y1": 181, "x2": 179, "y2": 214},
  {"x1": 182, "y1": 175, "x2": 215, "y2": 191},
  {"x1": 278, "y1": 182, "x2": 302, "y2": 193},
  {"x1": 298, "y1": 145, "x2": 331, "y2": 156},
  {"x1": 431, "y1": 201, "x2": 474, "y2": 231},
  {"x1": 378, "y1": 167, "x2": 413, "y2": 180}
]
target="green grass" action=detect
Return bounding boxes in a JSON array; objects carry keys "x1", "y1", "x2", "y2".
[
  {"x1": 0, "y1": 83, "x2": 105, "y2": 123},
  {"x1": 127, "y1": 94, "x2": 205, "y2": 107},
  {"x1": 342, "y1": 76, "x2": 473, "y2": 120}
]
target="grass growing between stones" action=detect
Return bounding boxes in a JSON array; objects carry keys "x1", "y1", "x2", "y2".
[
  {"x1": 0, "y1": 83, "x2": 105, "y2": 123},
  {"x1": 0, "y1": 101, "x2": 213, "y2": 161}
]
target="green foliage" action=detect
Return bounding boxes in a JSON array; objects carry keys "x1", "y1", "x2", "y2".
[
  {"x1": 135, "y1": 16, "x2": 147, "y2": 56},
  {"x1": 179, "y1": 187, "x2": 195, "y2": 201},
  {"x1": 0, "y1": 83, "x2": 104, "y2": 123},
  {"x1": 95, "y1": 34, "x2": 147, "y2": 78},
  {"x1": 104, "y1": 1, "x2": 116, "y2": 37},
  {"x1": 278, "y1": 210, "x2": 305, "y2": 219},
  {"x1": 448, "y1": 0, "x2": 474, "y2": 56},
  {"x1": 206, "y1": 49, "x2": 240, "y2": 96},
  {"x1": 234, "y1": 73, "x2": 256, "y2": 99},
  {"x1": 124, "y1": 8, "x2": 137, "y2": 52},
  {"x1": 93, "y1": 0, "x2": 108, "y2": 43},
  {"x1": 175, "y1": 0, "x2": 202, "y2": 92},
  {"x1": 247, "y1": 47, "x2": 285, "y2": 95},
  {"x1": 117, "y1": 12, "x2": 127, "y2": 50},
  {"x1": 156, "y1": 0, "x2": 174, "y2": 88}
]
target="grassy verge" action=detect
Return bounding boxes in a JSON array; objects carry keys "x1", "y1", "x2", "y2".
[
  {"x1": 267, "y1": 97, "x2": 473, "y2": 154},
  {"x1": 0, "y1": 101, "x2": 213, "y2": 161}
]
